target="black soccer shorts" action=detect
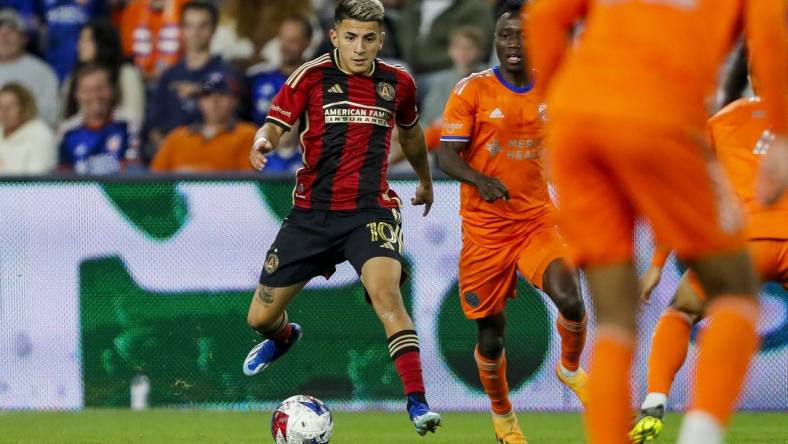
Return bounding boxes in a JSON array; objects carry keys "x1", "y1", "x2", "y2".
[{"x1": 258, "y1": 207, "x2": 406, "y2": 287}]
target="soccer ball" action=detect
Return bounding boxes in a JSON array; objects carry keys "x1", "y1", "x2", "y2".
[{"x1": 271, "y1": 395, "x2": 333, "y2": 444}]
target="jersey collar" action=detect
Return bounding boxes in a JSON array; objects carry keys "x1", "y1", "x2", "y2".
[{"x1": 493, "y1": 66, "x2": 534, "y2": 94}]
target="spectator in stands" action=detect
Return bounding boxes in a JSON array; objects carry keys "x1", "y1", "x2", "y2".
[
  {"x1": 62, "y1": 20, "x2": 145, "y2": 125},
  {"x1": 146, "y1": 1, "x2": 240, "y2": 158},
  {"x1": 247, "y1": 16, "x2": 312, "y2": 126},
  {"x1": 121, "y1": 0, "x2": 186, "y2": 80},
  {"x1": 396, "y1": 0, "x2": 494, "y2": 74},
  {"x1": 37, "y1": 0, "x2": 105, "y2": 82},
  {"x1": 212, "y1": 0, "x2": 313, "y2": 68},
  {"x1": 0, "y1": 82, "x2": 56, "y2": 174},
  {"x1": 58, "y1": 64, "x2": 139, "y2": 175},
  {"x1": 420, "y1": 26, "x2": 485, "y2": 149},
  {"x1": 0, "y1": 0, "x2": 40, "y2": 54},
  {"x1": 0, "y1": 9, "x2": 58, "y2": 127},
  {"x1": 150, "y1": 72, "x2": 255, "y2": 172}
]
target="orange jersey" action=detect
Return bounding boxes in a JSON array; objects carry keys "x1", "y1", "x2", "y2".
[
  {"x1": 709, "y1": 96, "x2": 788, "y2": 239},
  {"x1": 440, "y1": 67, "x2": 553, "y2": 240},
  {"x1": 121, "y1": 0, "x2": 186, "y2": 78},
  {"x1": 526, "y1": 0, "x2": 787, "y2": 133}
]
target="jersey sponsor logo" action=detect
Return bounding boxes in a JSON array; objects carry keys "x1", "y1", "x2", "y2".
[
  {"x1": 328, "y1": 84, "x2": 344, "y2": 94},
  {"x1": 489, "y1": 108, "x2": 505, "y2": 119},
  {"x1": 486, "y1": 139, "x2": 503, "y2": 157},
  {"x1": 376, "y1": 82, "x2": 395, "y2": 101},
  {"x1": 270, "y1": 104, "x2": 292, "y2": 119},
  {"x1": 323, "y1": 102, "x2": 391, "y2": 127},
  {"x1": 443, "y1": 122, "x2": 464, "y2": 134}
]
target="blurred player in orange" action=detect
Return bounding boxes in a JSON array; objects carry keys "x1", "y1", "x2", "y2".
[
  {"x1": 437, "y1": 2, "x2": 588, "y2": 442},
  {"x1": 631, "y1": 58, "x2": 788, "y2": 442},
  {"x1": 525, "y1": 1, "x2": 787, "y2": 443}
]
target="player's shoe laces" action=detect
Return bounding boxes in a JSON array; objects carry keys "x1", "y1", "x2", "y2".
[
  {"x1": 629, "y1": 405, "x2": 665, "y2": 443},
  {"x1": 492, "y1": 411, "x2": 528, "y2": 444},
  {"x1": 406, "y1": 393, "x2": 441, "y2": 436},
  {"x1": 555, "y1": 363, "x2": 589, "y2": 408},
  {"x1": 242, "y1": 323, "x2": 302, "y2": 376}
]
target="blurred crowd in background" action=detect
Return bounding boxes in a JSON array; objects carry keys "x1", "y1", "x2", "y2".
[{"x1": 0, "y1": 0, "x2": 514, "y2": 177}]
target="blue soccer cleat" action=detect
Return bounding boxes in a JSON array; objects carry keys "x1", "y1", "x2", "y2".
[
  {"x1": 243, "y1": 323, "x2": 302, "y2": 376},
  {"x1": 407, "y1": 393, "x2": 442, "y2": 436}
]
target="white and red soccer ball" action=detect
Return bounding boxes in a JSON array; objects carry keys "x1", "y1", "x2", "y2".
[{"x1": 271, "y1": 395, "x2": 333, "y2": 444}]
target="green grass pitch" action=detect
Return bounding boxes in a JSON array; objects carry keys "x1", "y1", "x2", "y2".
[{"x1": 0, "y1": 409, "x2": 785, "y2": 443}]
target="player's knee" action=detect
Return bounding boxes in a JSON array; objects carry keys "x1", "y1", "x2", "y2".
[
  {"x1": 246, "y1": 309, "x2": 280, "y2": 332},
  {"x1": 477, "y1": 334, "x2": 504, "y2": 359},
  {"x1": 556, "y1": 293, "x2": 586, "y2": 322}
]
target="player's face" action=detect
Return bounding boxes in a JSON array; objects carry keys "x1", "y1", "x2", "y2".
[
  {"x1": 495, "y1": 14, "x2": 525, "y2": 73},
  {"x1": 181, "y1": 9, "x2": 215, "y2": 53},
  {"x1": 329, "y1": 19, "x2": 384, "y2": 75},
  {"x1": 76, "y1": 70, "x2": 114, "y2": 120}
]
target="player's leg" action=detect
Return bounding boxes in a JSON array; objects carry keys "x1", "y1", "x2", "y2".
[
  {"x1": 360, "y1": 257, "x2": 441, "y2": 435},
  {"x1": 243, "y1": 209, "x2": 338, "y2": 376},
  {"x1": 345, "y1": 208, "x2": 439, "y2": 435},
  {"x1": 610, "y1": 127, "x2": 757, "y2": 444},
  {"x1": 631, "y1": 272, "x2": 705, "y2": 443},
  {"x1": 460, "y1": 238, "x2": 526, "y2": 444},
  {"x1": 243, "y1": 282, "x2": 306, "y2": 375},
  {"x1": 548, "y1": 118, "x2": 639, "y2": 444},
  {"x1": 516, "y1": 227, "x2": 589, "y2": 405}
]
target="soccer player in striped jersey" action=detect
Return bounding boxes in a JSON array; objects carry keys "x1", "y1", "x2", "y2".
[{"x1": 244, "y1": 0, "x2": 440, "y2": 435}]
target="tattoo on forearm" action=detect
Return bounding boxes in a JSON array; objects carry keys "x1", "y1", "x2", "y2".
[{"x1": 257, "y1": 286, "x2": 275, "y2": 305}]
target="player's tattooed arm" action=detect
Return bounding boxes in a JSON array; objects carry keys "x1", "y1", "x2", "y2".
[
  {"x1": 398, "y1": 123, "x2": 434, "y2": 215},
  {"x1": 437, "y1": 140, "x2": 509, "y2": 202},
  {"x1": 256, "y1": 285, "x2": 275, "y2": 305}
]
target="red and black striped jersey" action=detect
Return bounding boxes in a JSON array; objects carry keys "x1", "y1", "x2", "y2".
[{"x1": 266, "y1": 49, "x2": 419, "y2": 211}]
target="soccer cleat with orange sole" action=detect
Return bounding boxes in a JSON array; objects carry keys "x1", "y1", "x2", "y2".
[
  {"x1": 555, "y1": 363, "x2": 589, "y2": 408},
  {"x1": 492, "y1": 411, "x2": 528, "y2": 444}
]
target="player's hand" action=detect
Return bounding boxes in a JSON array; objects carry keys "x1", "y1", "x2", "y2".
[
  {"x1": 473, "y1": 174, "x2": 510, "y2": 202},
  {"x1": 411, "y1": 182, "x2": 433, "y2": 216},
  {"x1": 250, "y1": 133, "x2": 274, "y2": 171},
  {"x1": 756, "y1": 133, "x2": 788, "y2": 205},
  {"x1": 639, "y1": 265, "x2": 662, "y2": 304}
]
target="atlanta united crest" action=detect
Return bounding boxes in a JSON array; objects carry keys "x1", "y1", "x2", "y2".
[
  {"x1": 264, "y1": 251, "x2": 280, "y2": 274},
  {"x1": 377, "y1": 82, "x2": 395, "y2": 101}
]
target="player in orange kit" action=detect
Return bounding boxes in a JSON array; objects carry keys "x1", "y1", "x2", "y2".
[
  {"x1": 524, "y1": 1, "x2": 787, "y2": 443},
  {"x1": 437, "y1": 3, "x2": 588, "y2": 442},
  {"x1": 631, "y1": 84, "x2": 788, "y2": 443}
]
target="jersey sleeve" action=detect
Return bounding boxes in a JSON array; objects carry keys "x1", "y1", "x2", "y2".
[
  {"x1": 396, "y1": 70, "x2": 420, "y2": 128},
  {"x1": 265, "y1": 74, "x2": 309, "y2": 131},
  {"x1": 439, "y1": 78, "x2": 477, "y2": 144},
  {"x1": 744, "y1": 0, "x2": 787, "y2": 133},
  {"x1": 525, "y1": 0, "x2": 587, "y2": 91}
]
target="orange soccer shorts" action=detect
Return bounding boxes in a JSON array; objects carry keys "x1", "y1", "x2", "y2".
[
  {"x1": 458, "y1": 216, "x2": 570, "y2": 319},
  {"x1": 688, "y1": 238, "x2": 788, "y2": 296},
  {"x1": 548, "y1": 115, "x2": 745, "y2": 267}
]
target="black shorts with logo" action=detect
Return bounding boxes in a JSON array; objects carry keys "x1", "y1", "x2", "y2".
[{"x1": 259, "y1": 207, "x2": 405, "y2": 287}]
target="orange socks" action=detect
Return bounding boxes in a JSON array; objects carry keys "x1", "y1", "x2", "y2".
[
  {"x1": 474, "y1": 347, "x2": 512, "y2": 415},
  {"x1": 557, "y1": 314, "x2": 588, "y2": 371},
  {"x1": 690, "y1": 296, "x2": 759, "y2": 425},
  {"x1": 587, "y1": 326, "x2": 634, "y2": 444},
  {"x1": 647, "y1": 308, "x2": 693, "y2": 395}
]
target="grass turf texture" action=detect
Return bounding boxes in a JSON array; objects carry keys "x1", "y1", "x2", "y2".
[{"x1": 0, "y1": 409, "x2": 785, "y2": 443}]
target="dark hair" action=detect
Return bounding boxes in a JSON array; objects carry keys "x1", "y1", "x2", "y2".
[
  {"x1": 497, "y1": 0, "x2": 524, "y2": 19},
  {"x1": 64, "y1": 20, "x2": 123, "y2": 118},
  {"x1": 283, "y1": 15, "x2": 314, "y2": 42},
  {"x1": 334, "y1": 0, "x2": 385, "y2": 25},
  {"x1": 181, "y1": 1, "x2": 219, "y2": 28}
]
